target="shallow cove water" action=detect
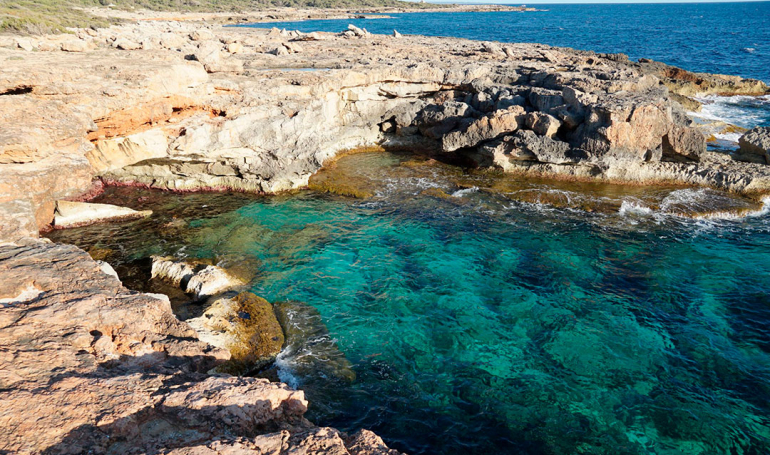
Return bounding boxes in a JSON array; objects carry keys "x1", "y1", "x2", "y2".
[{"x1": 47, "y1": 152, "x2": 770, "y2": 455}]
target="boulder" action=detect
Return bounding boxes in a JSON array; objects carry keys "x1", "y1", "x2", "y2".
[
  {"x1": 662, "y1": 125, "x2": 706, "y2": 162},
  {"x1": 736, "y1": 127, "x2": 770, "y2": 164},
  {"x1": 114, "y1": 37, "x2": 141, "y2": 50},
  {"x1": 226, "y1": 42, "x2": 244, "y2": 54},
  {"x1": 525, "y1": 111, "x2": 562, "y2": 138},
  {"x1": 190, "y1": 29, "x2": 214, "y2": 41},
  {"x1": 480, "y1": 130, "x2": 577, "y2": 168},
  {"x1": 346, "y1": 24, "x2": 371, "y2": 38},
  {"x1": 186, "y1": 292, "x2": 285, "y2": 375},
  {"x1": 393, "y1": 29, "x2": 402, "y2": 38},
  {"x1": 14, "y1": 37, "x2": 34, "y2": 51},
  {"x1": 53, "y1": 200, "x2": 152, "y2": 229},
  {"x1": 194, "y1": 41, "x2": 243, "y2": 73},
  {"x1": 442, "y1": 106, "x2": 526, "y2": 152},
  {"x1": 159, "y1": 32, "x2": 186, "y2": 49},
  {"x1": 151, "y1": 257, "x2": 247, "y2": 300},
  {"x1": 60, "y1": 39, "x2": 89, "y2": 52}
]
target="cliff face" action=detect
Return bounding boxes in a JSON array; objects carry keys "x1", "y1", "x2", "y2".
[{"x1": 0, "y1": 18, "x2": 768, "y2": 454}]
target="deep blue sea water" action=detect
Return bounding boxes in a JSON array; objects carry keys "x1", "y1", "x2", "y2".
[{"x1": 238, "y1": 2, "x2": 770, "y2": 83}]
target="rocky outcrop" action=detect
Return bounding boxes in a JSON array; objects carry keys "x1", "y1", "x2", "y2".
[
  {"x1": 0, "y1": 238, "x2": 402, "y2": 455},
  {"x1": 187, "y1": 292, "x2": 285, "y2": 376},
  {"x1": 53, "y1": 200, "x2": 152, "y2": 228},
  {"x1": 737, "y1": 127, "x2": 770, "y2": 164},
  {"x1": 151, "y1": 256, "x2": 247, "y2": 300}
]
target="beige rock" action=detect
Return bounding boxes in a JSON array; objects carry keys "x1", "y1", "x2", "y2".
[
  {"x1": 53, "y1": 200, "x2": 152, "y2": 229},
  {"x1": 226, "y1": 42, "x2": 244, "y2": 54},
  {"x1": 114, "y1": 37, "x2": 142, "y2": 50},
  {"x1": 186, "y1": 292, "x2": 285, "y2": 375},
  {"x1": 60, "y1": 39, "x2": 90, "y2": 52},
  {"x1": 14, "y1": 37, "x2": 34, "y2": 51}
]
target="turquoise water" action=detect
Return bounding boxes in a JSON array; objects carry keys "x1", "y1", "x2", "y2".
[{"x1": 47, "y1": 152, "x2": 770, "y2": 454}]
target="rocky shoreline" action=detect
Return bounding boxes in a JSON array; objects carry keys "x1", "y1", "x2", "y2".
[{"x1": 1, "y1": 15, "x2": 769, "y2": 454}]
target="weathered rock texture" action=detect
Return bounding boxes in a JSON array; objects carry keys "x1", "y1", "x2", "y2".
[
  {"x1": 737, "y1": 127, "x2": 770, "y2": 164},
  {"x1": 53, "y1": 200, "x2": 152, "y2": 228},
  {"x1": 2, "y1": 20, "x2": 769, "y2": 243},
  {"x1": 0, "y1": 239, "x2": 402, "y2": 455}
]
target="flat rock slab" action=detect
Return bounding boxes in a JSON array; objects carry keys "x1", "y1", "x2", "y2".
[{"x1": 53, "y1": 200, "x2": 152, "y2": 229}]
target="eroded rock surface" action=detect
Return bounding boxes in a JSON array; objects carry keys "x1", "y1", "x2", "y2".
[
  {"x1": 53, "y1": 200, "x2": 152, "y2": 228},
  {"x1": 737, "y1": 126, "x2": 770, "y2": 164},
  {"x1": 0, "y1": 239, "x2": 402, "y2": 455}
]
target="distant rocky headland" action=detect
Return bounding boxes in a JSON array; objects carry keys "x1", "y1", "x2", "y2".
[{"x1": 1, "y1": 11, "x2": 769, "y2": 454}]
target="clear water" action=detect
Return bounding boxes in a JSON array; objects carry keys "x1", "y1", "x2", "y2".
[{"x1": 47, "y1": 152, "x2": 770, "y2": 455}]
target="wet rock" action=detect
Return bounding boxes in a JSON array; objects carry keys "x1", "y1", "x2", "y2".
[
  {"x1": 481, "y1": 130, "x2": 577, "y2": 168},
  {"x1": 151, "y1": 257, "x2": 247, "y2": 300},
  {"x1": 53, "y1": 200, "x2": 152, "y2": 229},
  {"x1": 737, "y1": 127, "x2": 770, "y2": 164},
  {"x1": 187, "y1": 292, "x2": 285, "y2": 375},
  {"x1": 274, "y1": 301, "x2": 357, "y2": 384}
]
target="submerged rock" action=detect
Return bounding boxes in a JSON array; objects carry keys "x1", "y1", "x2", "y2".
[
  {"x1": 53, "y1": 200, "x2": 152, "y2": 229},
  {"x1": 187, "y1": 292, "x2": 285, "y2": 375},
  {"x1": 273, "y1": 300, "x2": 357, "y2": 385}
]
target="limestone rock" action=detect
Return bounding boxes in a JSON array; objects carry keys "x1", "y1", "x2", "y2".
[
  {"x1": 60, "y1": 39, "x2": 89, "y2": 52},
  {"x1": 226, "y1": 42, "x2": 244, "y2": 54},
  {"x1": 151, "y1": 257, "x2": 247, "y2": 300},
  {"x1": 525, "y1": 111, "x2": 562, "y2": 138},
  {"x1": 186, "y1": 292, "x2": 285, "y2": 375},
  {"x1": 53, "y1": 200, "x2": 152, "y2": 229},
  {"x1": 194, "y1": 41, "x2": 243, "y2": 73},
  {"x1": 442, "y1": 106, "x2": 525, "y2": 152},
  {"x1": 737, "y1": 127, "x2": 770, "y2": 164},
  {"x1": 160, "y1": 32, "x2": 186, "y2": 49},
  {"x1": 190, "y1": 29, "x2": 215, "y2": 41},
  {"x1": 14, "y1": 37, "x2": 34, "y2": 51},
  {"x1": 346, "y1": 24, "x2": 371, "y2": 38},
  {"x1": 662, "y1": 125, "x2": 706, "y2": 162},
  {"x1": 114, "y1": 37, "x2": 142, "y2": 50},
  {"x1": 481, "y1": 130, "x2": 576, "y2": 168},
  {"x1": 393, "y1": 30, "x2": 402, "y2": 38}
]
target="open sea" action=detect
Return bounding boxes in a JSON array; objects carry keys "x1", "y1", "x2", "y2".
[{"x1": 51, "y1": 4, "x2": 770, "y2": 455}]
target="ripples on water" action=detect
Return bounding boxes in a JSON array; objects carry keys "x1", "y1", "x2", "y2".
[{"x1": 47, "y1": 151, "x2": 770, "y2": 455}]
